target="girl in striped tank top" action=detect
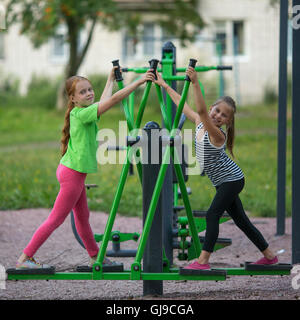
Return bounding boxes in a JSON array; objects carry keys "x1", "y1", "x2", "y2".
[{"x1": 155, "y1": 68, "x2": 278, "y2": 270}]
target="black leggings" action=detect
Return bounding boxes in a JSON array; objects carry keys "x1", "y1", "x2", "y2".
[{"x1": 202, "y1": 178, "x2": 269, "y2": 253}]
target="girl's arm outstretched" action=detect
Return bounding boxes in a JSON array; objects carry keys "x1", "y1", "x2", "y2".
[
  {"x1": 97, "y1": 69, "x2": 155, "y2": 116},
  {"x1": 99, "y1": 67, "x2": 116, "y2": 103},
  {"x1": 154, "y1": 71, "x2": 201, "y2": 125},
  {"x1": 186, "y1": 67, "x2": 225, "y2": 145}
]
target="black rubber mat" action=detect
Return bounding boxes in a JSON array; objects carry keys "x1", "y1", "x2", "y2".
[
  {"x1": 179, "y1": 267, "x2": 227, "y2": 276},
  {"x1": 6, "y1": 266, "x2": 56, "y2": 275},
  {"x1": 76, "y1": 263, "x2": 124, "y2": 273},
  {"x1": 244, "y1": 261, "x2": 292, "y2": 271}
]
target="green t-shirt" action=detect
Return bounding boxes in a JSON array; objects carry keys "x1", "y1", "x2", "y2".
[{"x1": 60, "y1": 102, "x2": 100, "y2": 173}]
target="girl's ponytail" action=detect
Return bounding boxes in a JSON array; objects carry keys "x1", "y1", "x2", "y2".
[
  {"x1": 226, "y1": 115, "x2": 235, "y2": 158},
  {"x1": 60, "y1": 99, "x2": 74, "y2": 156},
  {"x1": 60, "y1": 76, "x2": 89, "y2": 156}
]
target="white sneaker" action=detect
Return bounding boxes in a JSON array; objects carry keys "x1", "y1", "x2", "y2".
[{"x1": 16, "y1": 257, "x2": 50, "y2": 269}]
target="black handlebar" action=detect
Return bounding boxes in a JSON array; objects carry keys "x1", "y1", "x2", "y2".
[
  {"x1": 217, "y1": 66, "x2": 233, "y2": 70},
  {"x1": 148, "y1": 59, "x2": 159, "y2": 79},
  {"x1": 111, "y1": 59, "x2": 123, "y2": 82},
  {"x1": 185, "y1": 58, "x2": 198, "y2": 81}
]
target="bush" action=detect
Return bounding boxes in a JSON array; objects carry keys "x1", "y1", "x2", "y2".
[
  {"x1": 24, "y1": 74, "x2": 61, "y2": 109},
  {"x1": 263, "y1": 84, "x2": 278, "y2": 105},
  {"x1": 0, "y1": 71, "x2": 21, "y2": 107},
  {"x1": 87, "y1": 73, "x2": 109, "y2": 101}
]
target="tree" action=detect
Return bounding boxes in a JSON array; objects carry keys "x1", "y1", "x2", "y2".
[{"x1": 6, "y1": 0, "x2": 204, "y2": 109}]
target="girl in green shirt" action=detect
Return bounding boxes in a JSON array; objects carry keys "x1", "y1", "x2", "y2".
[{"x1": 16, "y1": 68, "x2": 155, "y2": 269}]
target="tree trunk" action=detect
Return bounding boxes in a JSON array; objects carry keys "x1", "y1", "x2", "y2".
[
  {"x1": 56, "y1": 16, "x2": 79, "y2": 110},
  {"x1": 56, "y1": 80, "x2": 67, "y2": 111},
  {"x1": 56, "y1": 17, "x2": 97, "y2": 110}
]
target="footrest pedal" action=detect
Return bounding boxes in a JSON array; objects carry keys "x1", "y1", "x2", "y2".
[
  {"x1": 6, "y1": 266, "x2": 55, "y2": 275},
  {"x1": 244, "y1": 261, "x2": 292, "y2": 271},
  {"x1": 76, "y1": 263, "x2": 124, "y2": 273},
  {"x1": 179, "y1": 268, "x2": 227, "y2": 277}
]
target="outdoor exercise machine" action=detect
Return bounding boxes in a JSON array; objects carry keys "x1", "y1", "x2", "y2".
[
  {"x1": 6, "y1": 42, "x2": 292, "y2": 296},
  {"x1": 71, "y1": 42, "x2": 233, "y2": 264}
]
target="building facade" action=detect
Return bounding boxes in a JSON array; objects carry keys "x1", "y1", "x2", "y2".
[{"x1": 0, "y1": 0, "x2": 290, "y2": 105}]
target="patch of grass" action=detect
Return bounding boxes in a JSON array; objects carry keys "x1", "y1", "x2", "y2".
[{"x1": 0, "y1": 101, "x2": 292, "y2": 218}]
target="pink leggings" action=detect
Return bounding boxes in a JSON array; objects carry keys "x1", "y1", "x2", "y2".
[{"x1": 24, "y1": 164, "x2": 99, "y2": 258}]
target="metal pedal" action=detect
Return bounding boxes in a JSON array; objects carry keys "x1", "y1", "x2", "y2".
[
  {"x1": 179, "y1": 267, "x2": 227, "y2": 277},
  {"x1": 76, "y1": 263, "x2": 124, "y2": 273},
  {"x1": 199, "y1": 236, "x2": 232, "y2": 246},
  {"x1": 244, "y1": 261, "x2": 293, "y2": 271},
  {"x1": 6, "y1": 266, "x2": 55, "y2": 275},
  {"x1": 193, "y1": 210, "x2": 230, "y2": 218}
]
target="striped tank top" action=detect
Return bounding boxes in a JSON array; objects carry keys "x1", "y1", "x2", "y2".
[{"x1": 195, "y1": 122, "x2": 244, "y2": 186}]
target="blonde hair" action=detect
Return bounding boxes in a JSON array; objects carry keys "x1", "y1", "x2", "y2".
[
  {"x1": 212, "y1": 96, "x2": 236, "y2": 158},
  {"x1": 61, "y1": 76, "x2": 91, "y2": 156}
]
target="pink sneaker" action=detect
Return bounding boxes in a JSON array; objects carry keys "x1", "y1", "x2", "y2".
[
  {"x1": 183, "y1": 261, "x2": 211, "y2": 270},
  {"x1": 251, "y1": 256, "x2": 278, "y2": 265}
]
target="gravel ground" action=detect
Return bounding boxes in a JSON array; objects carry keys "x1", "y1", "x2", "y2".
[{"x1": 0, "y1": 209, "x2": 298, "y2": 300}]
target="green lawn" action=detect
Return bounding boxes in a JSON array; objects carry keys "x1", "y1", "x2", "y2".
[{"x1": 0, "y1": 101, "x2": 292, "y2": 218}]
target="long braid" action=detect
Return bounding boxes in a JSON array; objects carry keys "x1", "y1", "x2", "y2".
[{"x1": 60, "y1": 76, "x2": 89, "y2": 156}]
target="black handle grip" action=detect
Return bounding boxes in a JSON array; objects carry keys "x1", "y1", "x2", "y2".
[
  {"x1": 185, "y1": 58, "x2": 198, "y2": 81},
  {"x1": 111, "y1": 59, "x2": 123, "y2": 82},
  {"x1": 216, "y1": 65, "x2": 233, "y2": 70},
  {"x1": 148, "y1": 59, "x2": 159, "y2": 79}
]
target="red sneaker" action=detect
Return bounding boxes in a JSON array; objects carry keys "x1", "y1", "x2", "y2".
[
  {"x1": 251, "y1": 256, "x2": 278, "y2": 265},
  {"x1": 183, "y1": 261, "x2": 211, "y2": 270}
]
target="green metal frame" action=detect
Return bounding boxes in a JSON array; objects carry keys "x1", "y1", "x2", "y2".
[
  {"x1": 7, "y1": 58, "x2": 291, "y2": 282},
  {"x1": 7, "y1": 266, "x2": 290, "y2": 281}
]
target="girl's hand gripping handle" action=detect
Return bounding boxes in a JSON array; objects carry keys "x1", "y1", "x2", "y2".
[
  {"x1": 148, "y1": 59, "x2": 159, "y2": 80},
  {"x1": 111, "y1": 59, "x2": 123, "y2": 82},
  {"x1": 185, "y1": 59, "x2": 198, "y2": 81}
]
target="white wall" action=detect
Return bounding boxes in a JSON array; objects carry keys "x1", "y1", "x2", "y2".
[{"x1": 0, "y1": 0, "x2": 281, "y2": 105}]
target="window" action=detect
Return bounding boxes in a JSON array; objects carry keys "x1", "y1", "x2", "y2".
[
  {"x1": 233, "y1": 21, "x2": 244, "y2": 55},
  {"x1": 0, "y1": 32, "x2": 4, "y2": 59},
  {"x1": 50, "y1": 24, "x2": 68, "y2": 62},
  {"x1": 123, "y1": 33, "x2": 137, "y2": 58},
  {"x1": 143, "y1": 23, "x2": 154, "y2": 55},
  {"x1": 214, "y1": 20, "x2": 246, "y2": 57},
  {"x1": 53, "y1": 34, "x2": 65, "y2": 57},
  {"x1": 123, "y1": 23, "x2": 164, "y2": 60},
  {"x1": 0, "y1": 3, "x2": 5, "y2": 30},
  {"x1": 161, "y1": 28, "x2": 174, "y2": 46},
  {"x1": 214, "y1": 21, "x2": 227, "y2": 55}
]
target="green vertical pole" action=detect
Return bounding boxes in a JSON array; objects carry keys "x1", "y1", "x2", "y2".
[
  {"x1": 172, "y1": 155, "x2": 201, "y2": 257},
  {"x1": 95, "y1": 148, "x2": 135, "y2": 272},
  {"x1": 163, "y1": 53, "x2": 175, "y2": 123},
  {"x1": 134, "y1": 145, "x2": 171, "y2": 263},
  {"x1": 96, "y1": 60, "x2": 158, "y2": 273},
  {"x1": 161, "y1": 42, "x2": 177, "y2": 266},
  {"x1": 112, "y1": 60, "x2": 143, "y2": 182},
  {"x1": 134, "y1": 59, "x2": 201, "y2": 264},
  {"x1": 129, "y1": 92, "x2": 135, "y2": 120},
  {"x1": 155, "y1": 84, "x2": 171, "y2": 131}
]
